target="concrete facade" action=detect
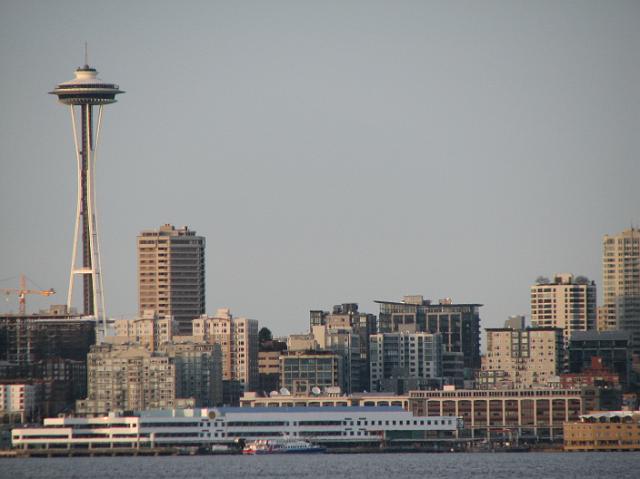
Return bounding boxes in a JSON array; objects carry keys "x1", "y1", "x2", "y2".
[
  {"x1": 191, "y1": 309, "x2": 259, "y2": 391},
  {"x1": 109, "y1": 310, "x2": 177, "y2": 351},
  {"x1": 76, "y1": 344, "x2": 194, "y2": 416},
  {"x1": 480, "y1": 327, "x2": 563, "y2": 388},
  {"x1": 530, "y1": 273, "x2": 597, "y2": 347},
  {"x1": 137, "y1": 224, "x2": 205, "y2": 334}
]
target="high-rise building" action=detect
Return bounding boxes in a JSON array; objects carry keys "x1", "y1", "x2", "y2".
[
  {"x1": 480, "y1": 327, "x2": 563, "y2": 388},
  {"x1": 369, "y1": 332, "x2": 443, "y2": 393},
  {"x1": 137, "y1": 224, "x2": 205, "y2": 334},
  {"x1": 312, "y1": 325, "x2": 367, "y2": 393},
  {"x1": 602, "y1": 228, "x2": 640, "y2": 353},
  {"x1": 191, "y1": 309, "x2": 259, "y2": 391},
  {"x1": 376, "y1": 296, "x2": 481, "y2": 370},
  {"x1": 50, "y1": 61, "x2": 123, "y2": 332},
  {"x1": 530, "y1": 274, "x2": 596, "y2": 347},
  {"x1": 309, "y1": 303, "x2": 377, "y2": 391}
]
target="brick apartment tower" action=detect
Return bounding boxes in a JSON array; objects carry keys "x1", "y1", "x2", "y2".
[{"x1": 137, "y1": 224, "x2": 205, "y2": 334}]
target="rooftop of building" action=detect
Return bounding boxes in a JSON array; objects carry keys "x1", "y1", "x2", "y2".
[
  {"x1": 374, "y1": 298, "x2": 482, "y2": 307},
  {"x1": 485, "y1": 326, "x2": 562, "y2": 332},
  {"x1": 570, "y1": 330, "x2": 631, "y2": 341},
  {"x1": 139, "y1": 224, "x2": 200, "y2": 237},
  {"x1": 135, "y1": 406, "x2": 407, "y2": 418}
]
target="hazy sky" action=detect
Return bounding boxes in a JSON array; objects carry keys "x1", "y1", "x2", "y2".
[{"x1": 1, "y1": 1, "x2": 639, "y2": 338}]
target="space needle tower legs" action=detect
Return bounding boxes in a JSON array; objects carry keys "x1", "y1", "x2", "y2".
[{"x1": 51, "y1": 60, "x2": 123, "y2": 335}]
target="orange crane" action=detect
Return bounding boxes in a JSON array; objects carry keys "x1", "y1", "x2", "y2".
[{"x1": 1, "y1": 274, "x2": 55, "y2": 315}]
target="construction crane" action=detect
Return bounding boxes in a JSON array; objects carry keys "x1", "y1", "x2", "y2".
[{"x1": 1, "y1": 274, "x2": 55, "y2": 315}]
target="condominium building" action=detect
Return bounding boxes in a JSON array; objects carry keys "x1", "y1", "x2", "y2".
[
  {"x1": 137, "y1": 224, "x2": 205, "y2": 334},
  {"x1": 376, "y1": 296, "x2": 481, "y2": 369},
  {"x1": 76, "y1": 344, "x2": 194, "y2": 416},
  {"x1": 109, "y1": 310, "x2": 177, "y2": 351},
  {"x1": 480, "y1": 327, "x2": 563, "y2": 388},
  {"x1": 369, "y1": 332, "x2": 443, "y2": 393},
  {"x1": 158, "y1": 342, "x2": 223, "y2": 406},
  {"x1": 602, "y1": 228, "x2": 640, "y2": 353},
  {"x1": 232, "y1": 317, "x2": 259, "y2": 391},
  {"x1": 311, "y1": 325, "x2": 367, "y2": 393},
  {"x1": 191, "y1": 309, "x2": 259, "y2": 391},
  {"x1": 530, "y1": 273, "x2": 596, "y2": 346}
]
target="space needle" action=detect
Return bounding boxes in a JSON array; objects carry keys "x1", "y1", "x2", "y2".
[{"x1": 50, "y1": 51, "x2": 123, "y2": 333}]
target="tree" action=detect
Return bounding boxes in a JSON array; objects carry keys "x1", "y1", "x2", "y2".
[{"x1": 259, "y1": 327, "x2": 273, "y2": 344}]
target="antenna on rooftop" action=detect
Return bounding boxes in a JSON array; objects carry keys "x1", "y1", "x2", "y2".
[{"x1": 84, "y1": 41, "x2": 89, "y2": 67}]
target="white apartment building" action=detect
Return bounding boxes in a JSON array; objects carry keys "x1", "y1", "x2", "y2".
[
  {"x1": 530, "y1": 273, "x2": 596, "y2": 346},
  {"x1": 191, "y1": 309, "x2": 259, "y2": 390}
]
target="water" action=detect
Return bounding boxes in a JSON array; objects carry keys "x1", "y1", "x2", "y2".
[{"x1": 1, "y1": 452, "x2": 639, "y2": 479}]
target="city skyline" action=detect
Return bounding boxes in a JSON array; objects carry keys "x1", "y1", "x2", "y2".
[{"x1": 2, "y1": 1, "x2": 640, "y2": 336}]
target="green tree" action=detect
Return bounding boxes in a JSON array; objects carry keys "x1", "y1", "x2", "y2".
[{"x1": 258, "y1": 327, "x2": 273, "y2": 344}]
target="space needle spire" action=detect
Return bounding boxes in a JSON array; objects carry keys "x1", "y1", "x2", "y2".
[{"x1": 50, "y1": 56, "x2": 124, "y2": 333}]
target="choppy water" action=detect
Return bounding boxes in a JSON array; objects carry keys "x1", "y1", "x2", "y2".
[{"x1": 1, "y1": 452, "x2": 639, "y2": 479}]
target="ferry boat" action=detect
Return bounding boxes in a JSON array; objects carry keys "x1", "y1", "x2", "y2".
[{"x1": 242, "y1": 438, "x2": 326, "y2": 454}]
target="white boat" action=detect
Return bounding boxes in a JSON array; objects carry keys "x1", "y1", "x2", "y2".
[{"x1": 242, "y1": 438, "x2": 326, "y2": 455}]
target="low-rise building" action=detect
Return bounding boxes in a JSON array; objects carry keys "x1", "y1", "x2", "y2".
[
  {"x1": 240, "y1": 391, "x2": 409, "y2": 409},
  {"x1": 564, "y1": 411, "x2": 640, "y2": 451},
  {"x1": 11, "y1": 406, "x2": 461, "y2": 450},
  {"x1": 280, "y1": 351, "x2": 344, "y2": 394},
  {"x1": 409, "y1": 387, "x2": 583, "y2": 441}
]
